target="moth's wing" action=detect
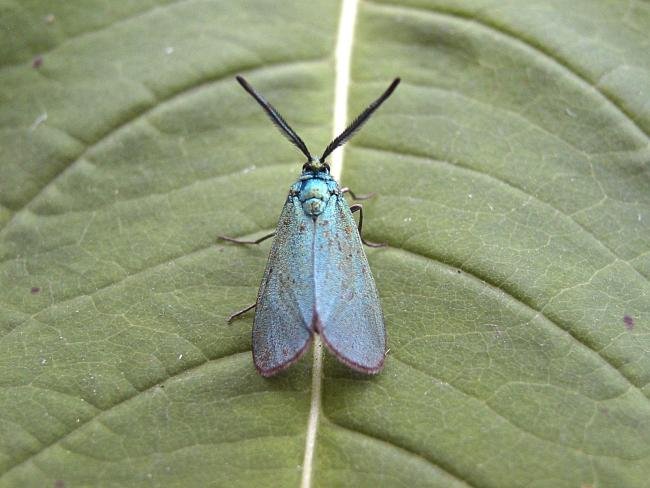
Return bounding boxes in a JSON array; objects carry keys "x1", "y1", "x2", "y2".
[
  {"x1": 313, "y1": 195, "x2": 386, "y2": 373},
  {"x1": 253, "y1": 197, "x2": 315, "y2": 376}
]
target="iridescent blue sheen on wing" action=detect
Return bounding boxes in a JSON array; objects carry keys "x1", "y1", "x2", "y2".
[
  {"x1": 252, "y1": 172, "x2": 385, "y2": 376},
  {"x1": 252, "y1": 198, "x2": 314, "y2": 376},
  {"x1": 313, "y1": 195, "x2": 386, "y2": 373}
]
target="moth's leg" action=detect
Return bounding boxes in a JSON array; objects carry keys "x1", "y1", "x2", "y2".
[
  {"x1": 227, "y1": 303, "x2": 256, "y2": 324},
  {"x1": 350, "y1": 204, "x2": 385, "y2": 248},
  {"x1": 340, "y1": 187, "x2": 376, "y2": 201},
  {"x1": 218, "y1": 231, "x2": 276, "y2": 245},
  {"x1": 219, "y1": 232, "x2": 269, "y2": 322}
]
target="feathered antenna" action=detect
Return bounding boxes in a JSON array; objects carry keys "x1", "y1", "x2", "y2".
[
  {"x1": 236, "y1": 76, "x2": 313, "y2": 161},
  {"x1": 320, "y1": 78, "x2": 400, "y2": 162}
]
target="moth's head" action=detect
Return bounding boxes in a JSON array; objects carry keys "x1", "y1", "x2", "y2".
[{"x1": 302, "y1": 156, "x2": 330, "y2": 174}]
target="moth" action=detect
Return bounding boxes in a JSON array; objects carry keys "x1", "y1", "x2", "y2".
[{"x1": 221, "y1": 76, "x2": 400, "y2": 376}]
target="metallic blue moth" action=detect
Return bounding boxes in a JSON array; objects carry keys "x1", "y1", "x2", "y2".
[{"x1": 222, "y1": 76, "x2": 400, "y2": 377}]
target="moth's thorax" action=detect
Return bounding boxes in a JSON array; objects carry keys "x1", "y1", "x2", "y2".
[{"x1": 290, "y1": 171, "x2": 339, "y2": 217}]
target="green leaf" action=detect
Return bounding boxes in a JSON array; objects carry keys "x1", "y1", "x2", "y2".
[{"x1": 1, "y1": 1, "x2": 649, "y2": 487}]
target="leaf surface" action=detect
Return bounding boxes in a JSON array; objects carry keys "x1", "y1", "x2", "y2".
[{"x1": 1, "y1": 1, "x2": 649, "y2": 487}]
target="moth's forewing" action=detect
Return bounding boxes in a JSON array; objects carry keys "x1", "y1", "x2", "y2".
[
  {"x1": 252, "y1": 198, "x2": 314, "y2": 376},
  {"x1": 313, "y1": 196, "x2": 386, "y2": 373}
]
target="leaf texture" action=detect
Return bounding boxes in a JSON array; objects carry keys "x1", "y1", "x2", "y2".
[{"x1": 0, "y1": 1, "x2": 649, "y2": 487}]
